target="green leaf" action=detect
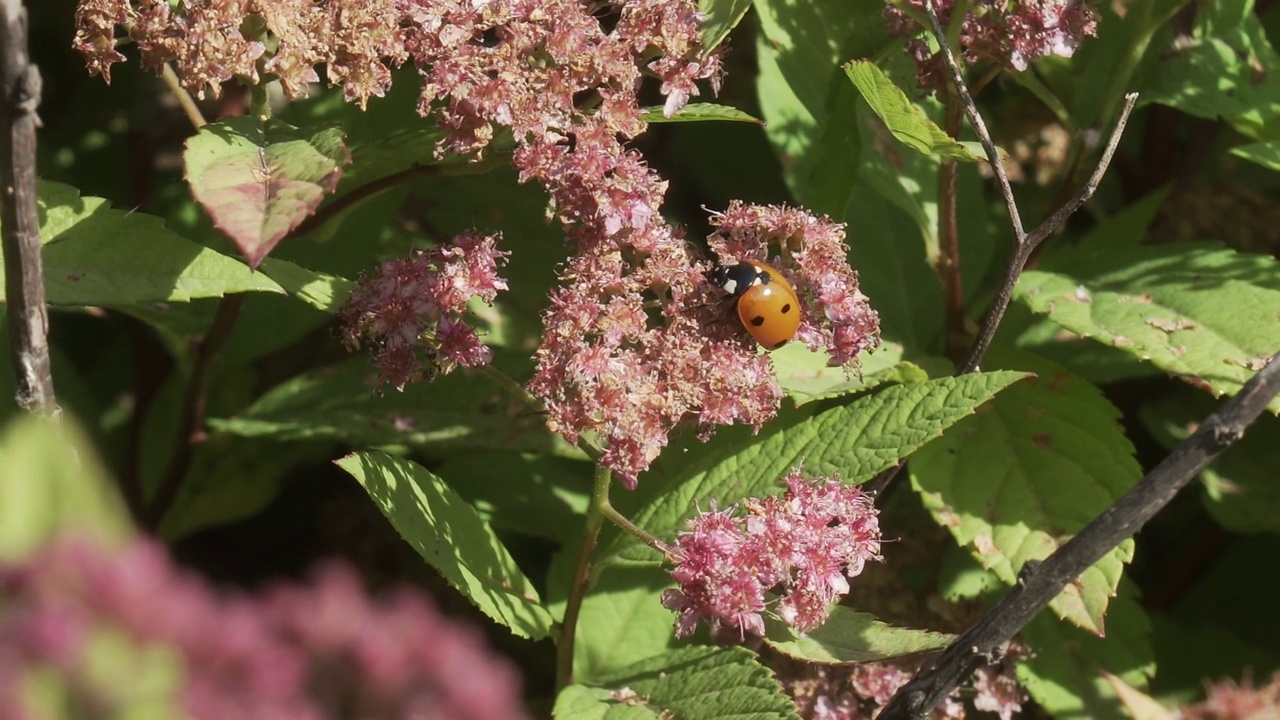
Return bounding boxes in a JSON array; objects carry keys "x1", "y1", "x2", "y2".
[
  {"x1": 571, "y1": 567, "x2": 684, "y2": 681},
  {"x1": 1018, "y1": 581, "x2": 1155, "y2": 720},
  {"x1": 257, "y1": 256, "x2": 355, "y2": 313},
  {"x1": 0, "y1": 181, "x2": 286, "y2": 305},
  {"x1": 335, "y1": 451, "x2": 554, "y2": 639},
  {"x1": 0, "y1": 416, "x2": 133, "y2": 561},
  {"x1": 911, "y1": 351, "x2": 1140, "y2": 633},
  {"x1": 570, "y1": 646, "x2": 803, "y2": 720},
  {"x1": 1231, "y1": 140, "x2": 1280, "y2": 171},
  {"x1": 1164, "y1": 534, "x2": 1280, "y2": 675},
  {"x1": 764, "y1": 606, "x2": 953, "y2": 663},
  {"x1": 1149, "y1": 610, "x2": 1279, "y2": 695},
  {"x1": 698, "y1": 0, "x2": 752, "y2": 50},
  {"x1": 335, "y1": 125, "x2": 508, "y2": 199},
  {"x1": 157, "y1": 437, "x2": 323, "y2": 542},
  {"x1": 553, "y1": 685, "x2": 657, "y2": 720},
  {"x1": 435, "y1": 452, "x2": 591, "y2": 542},
  {"x1": 1017, "y1": 242, "x2": 1280, "y2": 414},
  {"x1": 773, "y1": 341, "x2": 924, "y2": 406},
  {"x1": 208, "y1": 356, "x2": 580, "y2": 457},
  {"x1": 184, "y1": 117, "x2": 350, "y2": 266},
  {"x1": 1104, "y1": 673, "x2": 1177, "y2": 720},
  {"x1": 1141, "y1": 0, "x2": 1280, "y2": 139},
  {"x1": 601, "y1": 371, "x2": 1028, "y2": 567},
  {"x1": 639, "y1": 103, "x2": 762, "y2": 124},
  {"x1": 844, "y1": 155, "x2": 945, "y2": 349},
  {"x1": 1139, "y1": 387, "x2": 1280, "y2": 535},
  {"x1": 843, "y1": 61, "x2": 990, "y2": 162},
  {"x1": 753, "y1": 0, "x2": 886, "y2": 205}
]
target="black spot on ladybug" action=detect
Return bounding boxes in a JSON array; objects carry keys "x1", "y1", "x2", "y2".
[
  {"x1": 749, "y1": 315, "x2": 766, "y2": 327},
  {"x1": 780, "y1": 303, "x2": 793, "y2": 314}
]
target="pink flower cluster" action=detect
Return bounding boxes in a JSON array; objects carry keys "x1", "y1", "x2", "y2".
[
  {"x1": 886, "y1": 0, "x2": 1099, "y2": 92},
  {"x1": 530, "y1": 200, "x2": 879, "y2": 486},
  {"x1": 661, "y1": 469, "x2": 883, "y2": 639},
  {"x1": 339, "y1": 231, "x2": 507, "y2": 389},
  {"x1": 708, "y1": 202, "x2": 881, "y2": 366},
  {"x1": 780, "y1": 660, "x2": 1024, "y2": 720},
  {"x1": 1183, "y1": 670, "x2": 1280, "y2": 720},
  {"x1": 0, "y1": 536, "x2": 529, "y2": 720},
  {"x1": 74, "y1": 0, "x2": 882, "y2": 486}
]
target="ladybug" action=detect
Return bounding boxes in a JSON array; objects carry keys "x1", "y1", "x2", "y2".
[{"x1": 711, "y1": 259, "x2": 801, "y2": 350}]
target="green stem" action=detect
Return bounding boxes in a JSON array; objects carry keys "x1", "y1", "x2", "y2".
[
  {"x1": 249, "y1": 82, "x2": 270, "y2": 121},
  {"x1": 556, "y1": 463, "x2": 613, "y2": 690},
  {"x1": 475, "y1": 363, "x2": 540, "y2": 408},
  {"x1": 600, "y1": 502, "x2": 665, "y2": 550}
]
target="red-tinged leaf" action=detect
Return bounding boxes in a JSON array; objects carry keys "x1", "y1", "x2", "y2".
[{"x1": 185, "y1": 117, "x2": 350, "y2": 267}]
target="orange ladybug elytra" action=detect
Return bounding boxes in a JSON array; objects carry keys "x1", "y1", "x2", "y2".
[{"x1": 711, "y1": 259, "x2": 801, "y2": 350}]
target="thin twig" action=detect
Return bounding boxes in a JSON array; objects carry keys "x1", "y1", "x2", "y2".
[
  {"x1": 144, "y1": 294, "x2": 246, "y2": 529},
  {"x1": 1, "y1": 0, "x2": 57, "y2": 417},
  {"x1": 161, "y1": 63, "x2": 206, "y2": 129},
  {"x1": 291, "y1": 164, "x2": 437, "y2": 238},
  {"x1": 924, "y1": 0, "x2": 1024, "y2": 239},
  {"x1": 958, "y1": 93, "x2": 1137, "y2": 375},
  {"x1": 938, "y1": 92, "x2": 966, "y2": 362},
  {"x1": 878, "y1": 350, "x2": 1280, "y2": 719}
]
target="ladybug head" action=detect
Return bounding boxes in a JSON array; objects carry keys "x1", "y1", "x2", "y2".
[{"x1": 711, "y1": 261, "x2": 768, "y2": 300}]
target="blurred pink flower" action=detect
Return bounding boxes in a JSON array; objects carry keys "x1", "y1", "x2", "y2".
[{"x1": 0, "y1": 536, "x2": 530, "y2": 720}]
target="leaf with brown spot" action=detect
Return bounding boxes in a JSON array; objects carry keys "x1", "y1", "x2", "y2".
[{"x1": 912, "y1": 349, "x2": 1140, "y2": 634}]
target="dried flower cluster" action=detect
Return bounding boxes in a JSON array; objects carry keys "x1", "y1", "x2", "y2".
[
  {"x1": 74, "y1": 0, "x2": 880, "y2": 485},
  {"x1": 0, "y1": 536, "x2": 528, "y2": 720},
  {"x1": 339, "y1": 232, "x2": 507, "y2": 389},
  {"x1": 661, "y1": 469, "x2": 883, "y2": 638},
  {"x1": 886, "y1": 0, "x2": 1099, "y2": 92},
  {"x1": 780, "y1": 660, "x2": 1025, "y2": 720}
]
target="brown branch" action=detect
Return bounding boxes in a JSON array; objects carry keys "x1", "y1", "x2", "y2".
[
  {"x1": 143, "y1": 294, "x2": 245, "y2": 530},
  {"x1": 878, "y1": 350, "x2": 1280, "y2": 719},
  {"x1": 290, "y1": 163, "x2": 437, "y2": 239},
  {"x1": 938, "y1": 91, "x2": 965, "y2": 363},
  {"x1": 958, "y1": 93, "x2": 1137, "y2": 375},
  {"x1": 1, "y1": 0, "x2": 57, "y2": 417}
]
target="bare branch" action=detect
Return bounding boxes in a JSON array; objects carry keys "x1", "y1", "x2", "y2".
[
  {"x1": 1023, "y1": 93, "x2": 1139, "y2": 251},
  {"x1": 144, "y1": 294, "x2": 245, "y2": 529},
  {"x1": 1, "y1": 0, "x2": 57, "y2": 417},
  {"x1": 958, "y1": 93, "x2": 1137, "y2": 375},
  {"x1": 878, "y1": 350, "x2": 1280, "y2": 719}
]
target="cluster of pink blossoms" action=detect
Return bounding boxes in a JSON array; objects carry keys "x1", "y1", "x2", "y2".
[
  {"x1": 781, "y1": 660, "x2": 1024, "y2": 720},
  {"x1": 1183, "y1": 671, "x2": 1280, "y2": 719},
  {"x1": 661, "y1": 469, "x2": 883, "y2": 639},
  {"x1": 74, "y1": 0, "x2": 880, "y2": 485},
  {"x1": 886, "y1": 0, "x2": 1099, "y2": 92},
  {"x1": 0, "y1": 536, "x2": 528, "y2": 720},
  {"x1": 338, "y1": 231, "x2": 507, "y2": 388}
]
